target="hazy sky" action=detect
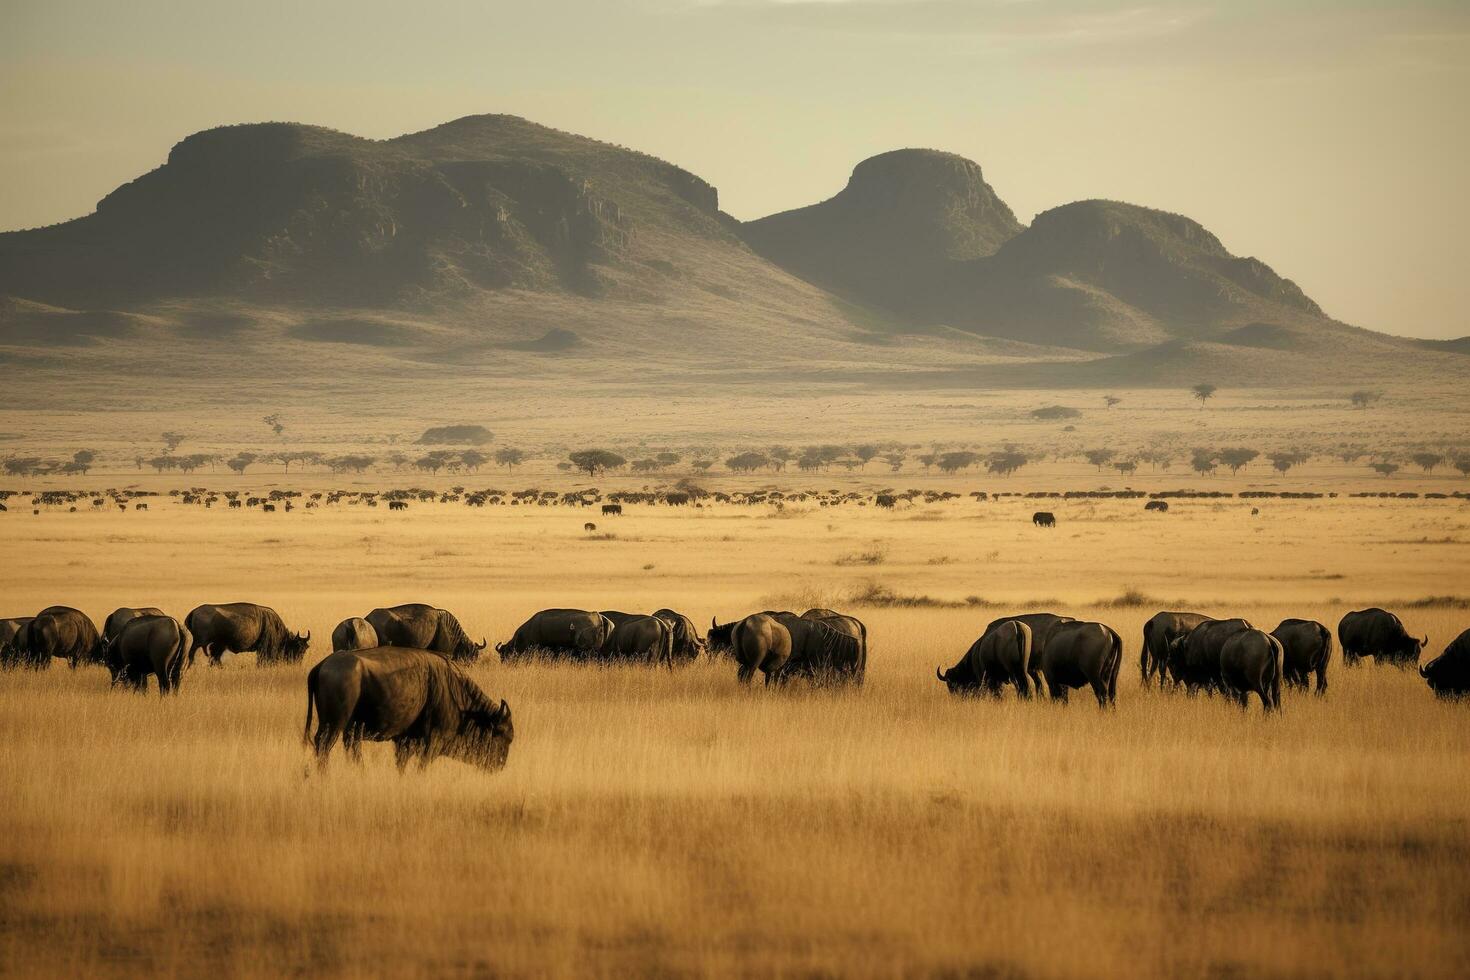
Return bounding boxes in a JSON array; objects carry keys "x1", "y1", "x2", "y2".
[{"x1": 3, "y1": 0, "x2": 1466, "y2": 338}]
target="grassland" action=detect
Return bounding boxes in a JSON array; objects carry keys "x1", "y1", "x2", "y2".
[{"x1": 2, "y1": 482, "x2": 1468, "y2": 977}]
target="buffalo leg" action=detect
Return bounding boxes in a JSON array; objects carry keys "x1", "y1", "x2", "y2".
[
  {"x1": 1314, "y1": 663, "x2": 1328, "y2": 696},
  {"x1": 736, "y1": 664, "x2": 755, "y2": 685},
  {"x1": 1090, "y1": 678, "x2": 1111, "y2": 708},
  {"x1": 1014, "y1": 669, "x2": 1031, "y2": 700},
  {"x1": 1046, "y1": 679, "x2": 1067, "y2": 703},
  {"x1": 313, "y1": 724, "x2": 342, "y2": 767}
]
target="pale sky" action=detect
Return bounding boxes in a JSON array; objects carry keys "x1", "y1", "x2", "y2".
[{"x1": 2, "y1": 0, "x2": 1466, "y2": 338}]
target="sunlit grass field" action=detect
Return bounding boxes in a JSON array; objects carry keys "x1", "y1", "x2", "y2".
[{"x1": 2, "y1": 490, "x2": 1468, "y2": 976}]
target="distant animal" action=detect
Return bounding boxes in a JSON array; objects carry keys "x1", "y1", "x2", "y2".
[
  {"x1": 388, "y1": 501, "x2": 408, "y2": 511},
  {"x1": 1032, "y1": 511, "x2": 1056, "y2": 528},
  {"x1": 228, "y1": 499, "x2": 243, "y2": 509},
  {"x1": 1036, "y1": 620, "x2": 1122, "y2": 706},
  {"x1": 652, "y1": 608, "x2": 706, "y2": 661},
  {"x1": 1338, "y1": 608, "x2": 1425, "y2": 668},
  {"x1": 937, "y1": 620, "x2": 1032, "y2": 698},
  {"x1": 1219, "y1": 628, "x2": 1284, "y2": 711},
  {"x1": 1141, "y1": 611, "x2": 1213, "y2": 687},
  {"x1": 1166, "y1": 619, "x2": 1254, "y2": 694},
  {"x1": 602, "y1": 504, "x2": 622, "y2": 516},
  {"x1": 184, "y1": 602, "x2": 310, "y2": 667},
  {"x1": 875, "y1": 494, "x2": 896, "y2": 509},
  {"x1": 601, "y1": 613, "x2": 674, "y2": 667},
  {"x1": 331, "y1": 617, "x2": 379, "y2": 653},
  {"x1": 102, "y1": 606, "x2": 166, "y2": 647},
  {"x1": 665, "y1": 492, "x2": 690, "y2": 506},
  {"x1": 497, "y1": 609, "x2": 614, "y2": 661},
  {"x1": 1271, "y1": 618, "x2": 1332, "y2": 694},
  {"x1": 984, "y1": 613, "x2": 1075, "y2": 692},
  {"x1": 22, "y1": 606, "x2": 103, "y2": 669},
  {"x1": 584, "y1": 522, "x2": 597, "y2": 532},
  {"x1": 730, "y1": 612, "x2": 793, "y2": 685},
  {"x1": 1420, "y1": 628, "x2": 1470, "y2": 698},
  {"x1": 304, "y1": 648, "x2": 512, "y2": 771},
  {"x1": 1144, "y1": 500, "x2": 1169, "y2": 512},
  {"x1": 1250, "y1": 507, "x2": 1260, "y2": 516},
  {"x1": 135, "y1": 503, "x2": 148, "y2": 511},
  {"x1": 262, "y1": 504, "x2": 276, "y2": 513},
  {"x1": 103, "y1": 614, "x2": 188, "y2": 694},
  {"x1": 365, "y1": 604, "x2": 485, "y2": 662}
]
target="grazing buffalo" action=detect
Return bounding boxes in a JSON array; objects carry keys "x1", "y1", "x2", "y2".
[
  {"x1": 1144, "y1": 500, "x2": 1169, "y2": 512},
  {"x1": 0, "y1": 616, "x2": 35, "y2": 667},
  {"x1": 497, "y1": 609, "x2": 614, "y2": 661},
  {"x1": 1420, "y1": 629, "x2": 1470, "y2": 698},
  {"x1": 1037, "y1": 621, "x2": 1122, "y2": 706},
  {"x1": 366, "y1": 604, "x2": 485, "y2": 662},
  {"x1": 1032, "y1": 511, "x2": 1056, "y2": 528},
  {"x1": 102, "y1": 606, "x2": 166, "y2": 646},
  {"x1": 1271, "y1": 619, "x2": 1332, "y2": 694},
  {"x1": 603, "y1": 614, "x2": 674, "y2": 666},
  {"x1": 984, "y1": 613, "x2": 1075, "y2": 692},
  {"x1": 794, "y1": 609, "x2": 867, "y2": 684},
  {"x1": 938, "y1": 620, "x2": 1032, "y2": 698},
  {"x1": 707, "y1": 616, "x2": 742, "y2": 657},
  {"x1": 652, "y1": 608, "x2": 705, "y2": 661},
  {"x1": 23, "y1": 606, "x2": 103, "y2": 668},
  {"x1": 1219, "y1": 629, "x2": 1284, "y2": 711},
  {"x1": 304, "y1": 647, "x2": 513, "y2": 771},
  {"x1": 332, "y1": 617, "x2": 379, "y2": 653},
  {"x1": 731, "y1": 613, "x2": 793, "y2": 685},
  {"x1": 602, "y1": 504, "x2": 622, "y2": 516},
  {"x1": 1141, "y1": 611, "x2": 1213, "y2": 687},
  {"x1": 104, "y1": 614, "x2": 188, "y2": 694},
  {"x1": 875, "y1": 494, "x2": 896, "y2": 509},
  {"x1": 185, "y1": 602, "x2": 310, "y2": 667},
  {"x1": 1167, "y1": 619, "x2": 1254, "y2": 694},
  {"x1": 1338, "y1": 608, "x2": 1425, "y2": 668}
]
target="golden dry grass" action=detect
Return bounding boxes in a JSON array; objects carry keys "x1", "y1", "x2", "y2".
[{"x1": 2, "y1": 489, "x2": 1469, "y2": 977}]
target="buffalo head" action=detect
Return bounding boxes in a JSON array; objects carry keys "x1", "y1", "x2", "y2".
[
  {"x1": 454, "y1": 699, "x2": 514, "y2": 770},
  {"x1": 284, "y1": 630, "x2": 311, "y2": 662}
]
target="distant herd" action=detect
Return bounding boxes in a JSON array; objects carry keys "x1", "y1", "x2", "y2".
[{"x1": 3, "y1": 600, "x2": 1468, "y2": 774}]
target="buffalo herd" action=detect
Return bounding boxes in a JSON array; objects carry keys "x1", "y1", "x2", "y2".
[{"x1": 4, "y1": 599, "x2": 1469, "y2": 773}]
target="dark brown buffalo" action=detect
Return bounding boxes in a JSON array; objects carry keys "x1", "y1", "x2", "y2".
[
  {"x1": 603, "y1": 614, "x2": 674, "y2": 666},
  {"x1": 1141, "y1": 611, "x2": 1213, "y2": 687},
  {"x1": 1338, "y1": 608, "x2": 1425, "y2": 668},
  {"x1": 1166, "y1": 619, "x2": 1254, "y2": 694},
  {"x1": 304, "y1": 647, "x2": 512, "y2": 771},
  {"x1": 1271, "y1": 618, "x2": 1332, "y2": 694},
  {"x1": 1219, "y1": 629, "x2": 1284, "y2": 711},
  {"x1": 0, "y1": 616, "x2": 34, "y2": 667},
  {"x1": 731, "y1": 613, "x2": 793, "y2": 685},
  {"x1": 937, "y1": 620, "x2": 1032, "y2": 698},
  {"x1": 1421, "y1": 628, "x2": 1470, "y2": 698},
  {"x1": 794, "y1": 609, "x2": 867, "y2": 684},
  {"x1": 497, "y1": 609, "x2": 613, "y2": 661},
  {"x1": 365, "y1": 604, "x2": 485, "y2": 662},
  {"x1": 1038, "y1": 620, "x2": 1122, "y2": 706},
  {"x1": 985, "y1": 613, "x2": 1075, "y2": 692},
  {"x1": 24, "y1": 606, "x2": 103, "y2": 669},
  {"x1": 652, "y1": 608, "x2": 705, "y2": 661},
  {"x1": 332, "y1": 617, "x2": 379, "y2": 653},
  {"x1": 102, "y1": 606, "x2": 166, "y2": 646},
  {"x1": 707, "y1": 617, "x2": 740, "y2": 658},
  {"x1": 185, "y1": 602, "x2": 309, "y2": 667},
  {"x1": 104, "y1": 614, "x2": 188, "y2": 694}
]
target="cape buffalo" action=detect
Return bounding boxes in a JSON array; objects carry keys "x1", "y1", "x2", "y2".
[
  {"x1": 104, "y1": 614, "x2": 188, "y2": 694},
  {"x1": 985, "y1": 613, "x2": 1075, "y2": 692},
  {"x1": 731, "y1": 613, "x2": 793, "y2": 685},
  {"x1": 1141, "y1": 611, "x2": 1213, "y2": 687},
  {"x1": 185, "y1": 602, "x2": 310, "y2": 667},
  {"x1": 1339, "y1": 608, "x2": 1425, "y2": 668},
  {"x1": 497, "y1": 609, "x2": 613, "y2": 661},
  {"x1": 304, "y1": 648, "x2": 513, "y2": 771},
  {"x1": 652, "y1": 608, "x2": 705, "y2": 660},
  {"x1": 1032, "y1": 511, "x2": 1056, "y2": 528},
  {"x1": 707, "y1": 617, "x2": 740, "y2": 657},
  {"x1": 1219, "y1": 629, "x2": 1284, "y2": 711},
  {"x1": 1420, "y1": 628, "x2": 1470, "y2": 698},
  {"x1": 332, "y1": 617, "x2": 379, "y2": 653},
  {"x1": 365, "y1": 604, "x2": 485, "y2": 662},
  {"x1": 1038, "y1": 620, "x2": 1122, "y2": 706},
  {"x1": 1167, "y1": 619, "x2": 1254, "y2": 694},
  {"x1": 102, "y1": 606, "x2": 166, "y2": 646},
  {"x1": 603, "y1": 614, "x2": 673, "y2": 667},
  {"x1": 1271, "y1": 618, "x2": 1332, "y2": 694},
  {"x1": 794, "y1": 609, "x2": 867, "y2": 684},
  {"x1": 0, "y1": 616, "x2": 34, "y2": 668},
  {"x1": 23, "y1": 606, "x2": 103, "y2": 669},
  {"x1": 938, "y1": 620, "x2": 1032, "y2": 698}
]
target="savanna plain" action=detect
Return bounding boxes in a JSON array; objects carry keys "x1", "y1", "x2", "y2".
[{"x1": 3, "y1": 468, "x2": 1469, "y2": 978}]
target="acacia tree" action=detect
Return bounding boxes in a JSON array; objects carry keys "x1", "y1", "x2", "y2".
[
  {"x1": 161, "y1": 431, "x2": 187, "y2": 454},
  {"x1": 986, "y1": 451, "x2": 1029, "y2": 476},
  {"x1": 460, "y1": 450, "x2": 489, "y2": 472},
  {"x1": 1411, "y1": 452, "x2": 1444, "y2": 473},
  {"x1": 1191, "y1": 450, "x2": 1218, "y2": 476},
  {"x1": 936, "y1": 451, "x2": 979, "y2": 473},
  {"x1": 569, "y1": 449, "x2": 626, "y2": 478},
  {"x1": 853, "y1": 445, "x2": 879, "y2": 469},
  {"x1": 227, "y1": 452, "x2": 255, "y2": 475},
  {"x1": 1218, "y1": 448, "x2": 1259, "y2": 475},
  {"x1": 726, "y1": 451, "x2": 770, "y2": 473},
  {"x1": 1455, "y1": 457, "x2": 1470, "y2": 478},
  {"x1": 1084, "y1": 449, "x2": 1115, "y2": 471},
  {"x1": 767, "y1": 446, "x2": 794, "y2": 472},
  {"x1": 1269, "y1": 451, "x2": 1308, "y2": 475},
  {"x1": 70, "y1": 449, "x2": 97, "y2": 474},
  {"x1": 881, "y1": 451, "x2": 906, "y2": 472},
  {"x1": 1114, "y1": 459, "x2": 1138, "y2": 476},
  {"x1": 1370, "y1": 461, "x2": 1399, "y2": 477},
  {"x1": 494, "y1": 448, "x2": 525, "y2": 471},
  {"x1": 655, "y1": 451, "x2": 681, "y2": 470},
  {"x1": 1191, "y1": 383, "x2": 1217, "y2": 409}
]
